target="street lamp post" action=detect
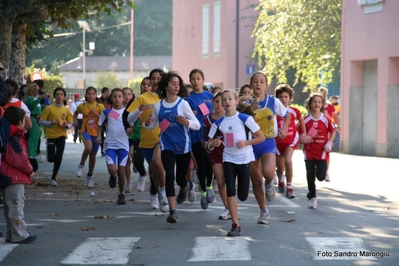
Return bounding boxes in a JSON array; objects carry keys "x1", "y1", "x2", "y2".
[{"x1": 77, "y1": 20, "x2": 92, "y2": 86}]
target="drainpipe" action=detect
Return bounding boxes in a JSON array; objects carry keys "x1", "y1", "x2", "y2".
[{"x1": 235, "y1": 0, "x2": 240, "y2": 88}]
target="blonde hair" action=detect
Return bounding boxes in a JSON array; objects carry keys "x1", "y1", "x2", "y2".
[
  {"x1": 237, "y1": 96, "x2": 259, "y2": 116},
  {"x1": 24, "y1": 83, "x2": 39, "y2": 101}
]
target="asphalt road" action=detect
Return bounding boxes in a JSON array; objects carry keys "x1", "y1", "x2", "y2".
[{"x1": 0, "y1": 135, "x2": 398, "y2": 266}]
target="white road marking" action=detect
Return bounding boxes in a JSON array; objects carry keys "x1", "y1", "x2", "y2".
[
  {"x1": 37, "y1": 219, "x2": 89, "y2": 223},
  {"x1": 188, "y1": 236, "x2": 251, "y2": 262},
  {"x1": 306, "y1": 237, "x2": 377, "y2": 260},
  {"x1": 61, "y1": 237, "x2": 140, "y2": 265},
  {"x1": 0, "y1": 241, "x2": 19, "y2": 262}
]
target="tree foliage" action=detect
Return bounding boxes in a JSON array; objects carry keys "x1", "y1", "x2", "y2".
[
  {"x1": 0, "y1": 0, "x2": 134, "y2": 83},
  {"x1": 26, "y1": 0, "x2": 172, "y2": 72},
  {"x1": 253, "y1": 0, "x2": 341, "y2": 90}
]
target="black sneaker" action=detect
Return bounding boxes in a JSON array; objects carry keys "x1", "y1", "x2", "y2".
[
  {"x1": 109, "y1": 175, "x2": 117, "y2": 188},
  {"x1": 176, "y1": 184, "x2": 189, "y2": 204},
  {"x1": 13, "y1": 235, "x2": 37, "y2": 244},
  {"x1": 101, "y1": 152, "x2": 106, "y2": 157},
  {"x1": 166, "y1": 212, "x2": 178, "y2": 223},
  {"x1": 117, "y1": 193, "x2": 126, "y2": 205},
  {"x1": 0, "y1": 198, "x2": 3, "y2": 208},
  {"x1": 227, "y1": 223, "x2": 241, "y2": 237}
]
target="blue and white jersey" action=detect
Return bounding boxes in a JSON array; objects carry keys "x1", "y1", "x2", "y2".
[{"x1": 146, "y1": 97, "x2": 200, "y2": 155}]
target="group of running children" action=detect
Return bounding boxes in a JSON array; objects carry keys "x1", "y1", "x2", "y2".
[{"x1": 0, "y1": 69, "x2": 338, "y2": 241}]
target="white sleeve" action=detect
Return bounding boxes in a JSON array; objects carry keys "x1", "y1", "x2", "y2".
[
  {"x1": 69, "y1": 102, "x2": 77, "y2": 114},
  {"x1": 21, "y1": 102, "x2": 31, "y2": 117},
  {"x1": 98, "y1": 111, "x2": 107, "y2": 126},
  {"x1": 181, "y1": 100, "x2": 200, "y2": 130},
  {"x1": 143, "y1": 102, "x2": 159, "y2": 130},
  {"x1": 127, "y1": 108, "x2": 142, "y2": 124},
  {"x1": 275, "y1": 98, "x2": 288, "y2": 117},
  {"x1": 245, "y1": 116, "x2": 260, "y2": 133}
]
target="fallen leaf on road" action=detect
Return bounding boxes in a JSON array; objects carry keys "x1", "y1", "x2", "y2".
[
  {"x1": 94, "y1": 215, "x2": 115, "y2": 219},
  {"x1": 81, "y1": 227, "x2": 95, "y2": 231},
  {"x1": 280, "y1": 219, "x2": 296, "y2": 223}
]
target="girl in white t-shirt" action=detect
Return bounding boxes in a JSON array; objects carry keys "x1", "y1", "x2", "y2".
[
  {"x1": 207, "y1": 90, "x2": 264, "y2": 237},
  {"x1": 97, "y1": 88, "x2": 129, "y2": 205}
]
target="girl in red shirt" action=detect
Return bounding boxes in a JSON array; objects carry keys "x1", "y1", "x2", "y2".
[{"x1": 303, "y1": 93, "x2": 336, "y2": 209}]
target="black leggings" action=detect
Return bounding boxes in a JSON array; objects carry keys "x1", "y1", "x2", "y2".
[
  {"x1": 223, "y1": 162, "x2": 250, "y2": 201},
  {"x1": 161, "y1": 150, "x2": 191, "y2": 197},
  {"x1": 46, "y1": 136, "x2": 66, "y2": 180},
  {"x1": 192, "y1": 142, "x2": 213, "y2": 192},
  {"x1": 132, "y1": 140, "x2": 146, "y2": 176},
  {"x1": 305, "y1": 160, "x2": 327, "y2": 199}
]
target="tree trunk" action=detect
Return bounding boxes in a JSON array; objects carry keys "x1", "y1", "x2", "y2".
[
  {"x1": 0, "y1": 18, "x2": 14, "y2": 70},
  {"x1": 10, "y1": 21, "x2": 27, "y2": 85}
]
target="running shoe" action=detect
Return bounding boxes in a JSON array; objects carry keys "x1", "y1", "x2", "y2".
[
  {"x1": 278, "y1": 182, "x2": 285, "y2": 193},
  {"x1": 117, "y1": 193, "x2": 126, "y2": 205},
  {"x1": 108, "y1": 174, "x2": 117, "y2": 188},
  {"x1": 136, "y1": 175, "x2": 146, "y2": 192},
  {"x1": 158, "y1": 189, "x2": 169, "y2": 213},
  {"x1": 150, "y1": 194, "x2": 159, "y2": 209},
  {"x1": 308, "y1": 197, "x2": 317, "y2": 209},
  {"x1": 257, "y1": 210, "x2": 270, "y2": 224},
  {"x1": 325, "y1": 173, "x2": 330, "y2": 182},
  {"x1": 265, "y1": 183, "x2": 276, "y2": 202},
  {"x1": 200, "y1": 195, "x2": 209, "y2": 210},
  {"x1": 166, "y1": 212, "x2": 178, "y2": 223},
  {"x1": 285, "y1": 187, "x2": 296, "y2": 199},
  {"x1": 125, "y1": 181, "x2": 132, "y2": 193},
  {"x1": 86, "y1": 174, "x2": 94, "y2": 189},
  {"x1": 227, "y1": 223, "x2": 241, "y2": 237},
  {"x1": 176, "y1": 183, "x2": 189, "y2": 204},
  {"x1": 76, "y1": 164, "x2": 84, "y2": 178},
  {"x1": 213, "y1": 179, "x2": 218, "y2": 192},
  {"x1": 50, "y1": 179, "x2": 58, "y2": 187},
  {"x1": 206, "y1": 188, "x2": 215, "y2": 203},
  {"x1": 188, "y1": 183, "x2": 196, "y2": 202},
  {"x1": 218, "y1": 209, "x2": 231, "y2": 220}
]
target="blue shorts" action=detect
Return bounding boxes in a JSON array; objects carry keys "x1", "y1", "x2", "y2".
[
  {"x1": 252, "y1": 138, "x2": 276, "y2": 159},
  {"x1": 141, "y1": 143, "x2": 160, "y2": 163},
  {"x1": 105, "y1": 149, "x2": 129, "y2": 167},
  {"x1": 82, "y1": 132, "x2": 100, "y2": 153}
]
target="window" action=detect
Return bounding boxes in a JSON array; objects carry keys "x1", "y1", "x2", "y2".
[
  {"x1": 202, "y1": 4, "x2": 210, "y2": 55},
  {"x1": 213, "y1": 0, "x2": 221, "y2": 54}
]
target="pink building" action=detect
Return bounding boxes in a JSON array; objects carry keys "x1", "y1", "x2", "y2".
[
  {"x1": 172, "y1": 0, "x2": 259, "y2": 90},
  {"x1": 341, "y1": 0, "x2": 399, "y2": 157}
]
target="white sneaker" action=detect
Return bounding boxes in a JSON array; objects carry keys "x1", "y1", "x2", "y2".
[
  {"x1": 50, "y1": 179, "x2": 58, "y2": 187},
  {"x1": 86, "y1": 175, "x2": 94, "y2": 188},
  {"x1": 218, "y1": 209, "x2": 231, "y2": 220},
  {"x1": 308, "y1": 197, "x2": 318, "y2": 209},
  {"x1": 257, "y1": 210, "x2": 270, "y2": 224},
  {"x1": 188, "y1": 183, "x2": 196, "y2": 202},
  {"x1": 265, "y1": 183, "x2": 276, "y2": 202},
  {"x1": 125, "y1": 181, "x2": 132, "y2": 193},
  {"x1": 213, "y1": 179, "x2": 218, "y2": 192},
  {"x1": 158, "y1": 189, "x2": 169, "y2": 213},
  {"x1": 325, "y1": 173, "x2": 330, "y2": 182},
  {"x1": 76, "y1": 164, "x2": 84, "y2": 178},
  {"x1": 150, "y1": 194, "x2": 159, "y2": 209},
  {"x1": 136, "y1": 175, "x2": 146, "y2": 192}
]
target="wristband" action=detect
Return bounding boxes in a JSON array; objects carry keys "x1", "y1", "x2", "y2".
[{"x1": 207, "y1": 142, "x2": 214, "y2": 151}]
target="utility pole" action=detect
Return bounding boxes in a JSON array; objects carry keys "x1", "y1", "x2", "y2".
[{"x1": 130, "y1": 8, "x2": 134, "y2": 80}]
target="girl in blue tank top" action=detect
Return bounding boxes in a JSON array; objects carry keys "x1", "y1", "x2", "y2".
[{"x1": 144, "y1": 72, "x2": 200, "y2": 224}]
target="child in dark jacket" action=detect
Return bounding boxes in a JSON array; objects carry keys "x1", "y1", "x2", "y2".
[{"x1": 0, "y1": 106, "x2": 37, "y2": 243}]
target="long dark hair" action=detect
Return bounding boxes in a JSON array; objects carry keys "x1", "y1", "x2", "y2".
[{"x1": 157, "y1": 71, "x2": 188, "y2": 99}]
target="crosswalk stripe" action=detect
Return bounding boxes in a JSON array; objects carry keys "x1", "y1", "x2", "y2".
[
  {"x1": 188, "y1": 236, "x2": 251, "y2": 262},
  {"x1": 61, "y1": 237, "x2": 140, "y2": 265},
  {"x1": 0, "y1": 241, "x2": 19, "y2": 262}
]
